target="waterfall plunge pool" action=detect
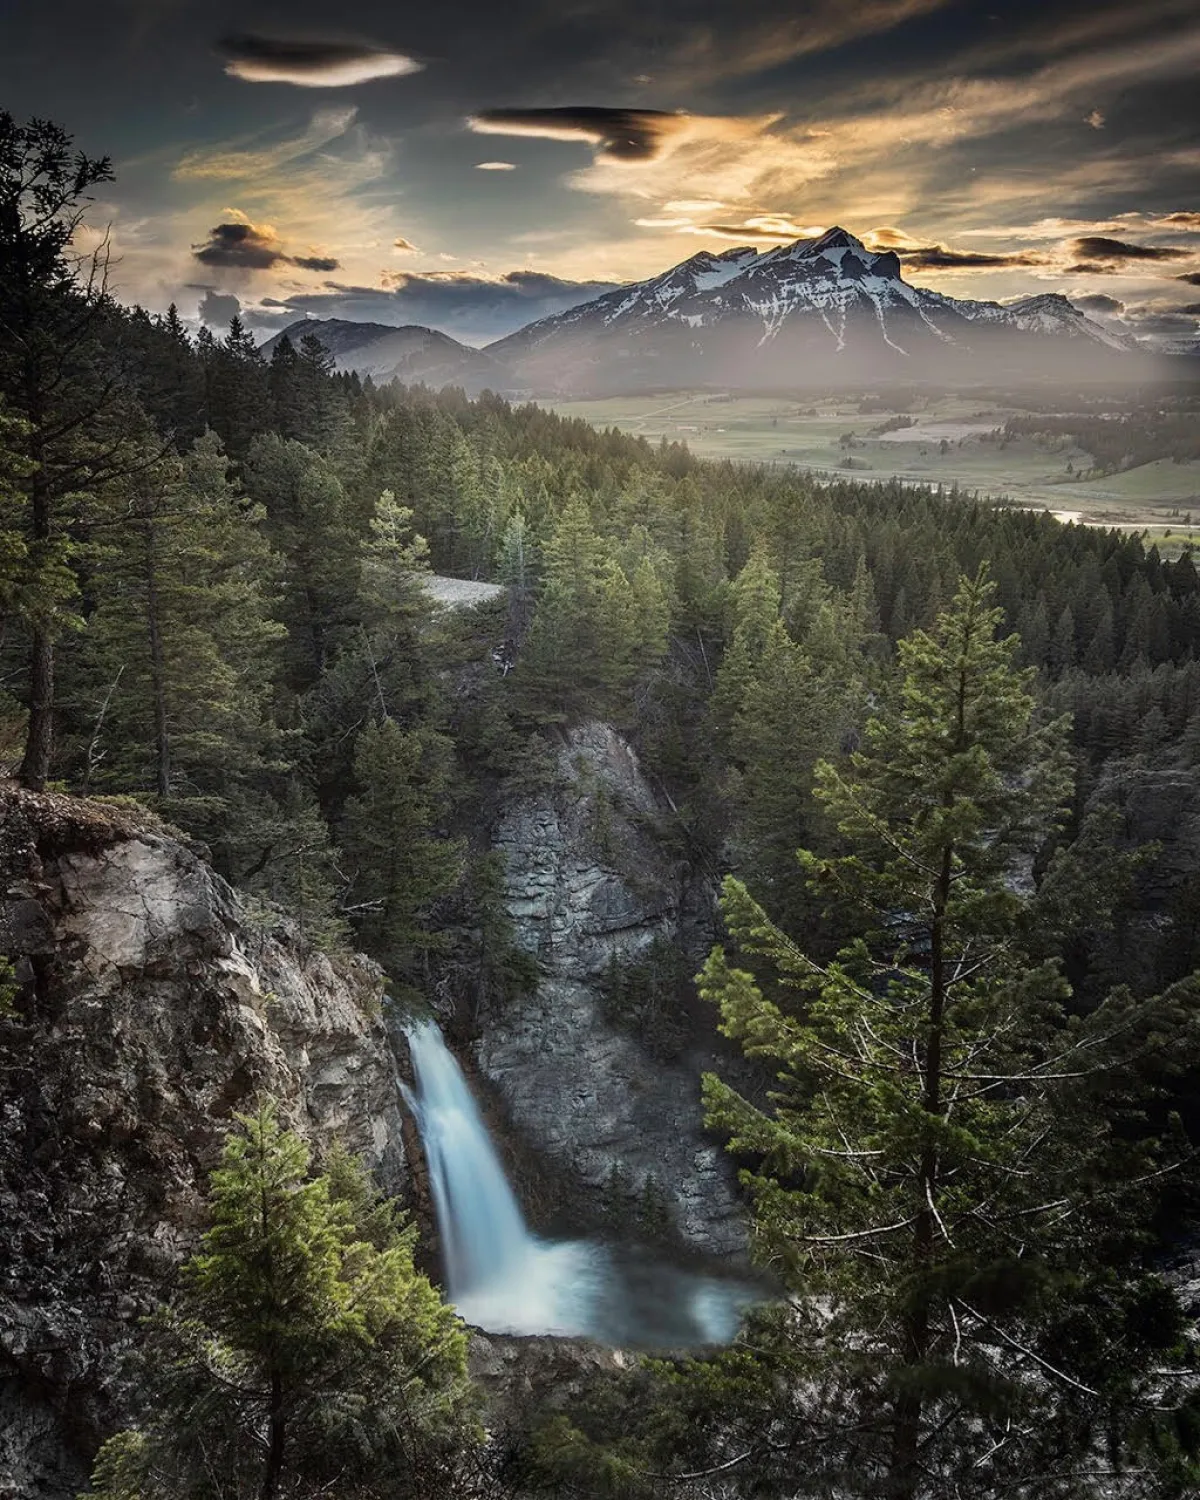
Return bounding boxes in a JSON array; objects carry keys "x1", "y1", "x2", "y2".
[{"x1": 402, "y1": 1018, "x2": 763, "y2": 1351}]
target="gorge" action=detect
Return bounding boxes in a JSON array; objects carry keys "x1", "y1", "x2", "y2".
[
  {"x1": 404, "y1": 1017, "x2": 759, "y2": 1347},
  {"x1": 4, "y1": 106, "x2": 1200, "y2": 1488}
]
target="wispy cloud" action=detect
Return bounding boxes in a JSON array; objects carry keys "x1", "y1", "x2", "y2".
[
  {"x1": 506, "y1": 11, "x2": 1200, "y2": 283},
  {"x1": 649, "y1": 213, "x2": 826, "y2": 243},
  {"x1": 569, "y1": 113, "x2": 836, "y2": 206},
  {"x1": 640, "y1": 0, "x2": 957, "y2": 87},
  {"x1": 174, "y1": 108, "x2": 358, "y2": 181}
]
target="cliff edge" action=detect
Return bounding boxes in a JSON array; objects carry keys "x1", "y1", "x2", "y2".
[{"x1": 0, "y1": 784, "x2": 408, "y2": 1499}]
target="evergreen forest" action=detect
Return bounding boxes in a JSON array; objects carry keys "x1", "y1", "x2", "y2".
[{"x1": 6, "y1": 110, "x2": 1200, "y2": 1500}]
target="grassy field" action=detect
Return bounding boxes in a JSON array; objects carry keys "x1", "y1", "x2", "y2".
[{"x1": 550, "y1": 392, "x2": 1200, "y2": 551}]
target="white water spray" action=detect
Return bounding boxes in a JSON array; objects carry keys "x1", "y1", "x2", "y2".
[{"x1": 402, "y1": 1017, "x2": 761, "y2": 1347}]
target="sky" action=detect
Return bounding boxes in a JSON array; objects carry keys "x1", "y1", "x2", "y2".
[{"x1": 2, "y1": 0, "x2": 1199, "y2": 347}]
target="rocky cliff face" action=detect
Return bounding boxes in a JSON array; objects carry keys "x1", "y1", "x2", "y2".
[
  {"x1": 0, "y1": 785, "x2": 408, "y2": 1500},
  {"x1": 475, "y1": 722, "x2": 746, "y2": 1258}
]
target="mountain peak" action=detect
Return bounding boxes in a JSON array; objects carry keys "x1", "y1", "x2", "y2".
[
  {"x1": 1006, "y1": 292, "x2": 1082, "y2": 317},
  {"x1": 478, "y1": 230, "x2": 1147, "y2": 389},
  {"x1": 809, "y1": 226, "x2": 863, "y2": 253}
]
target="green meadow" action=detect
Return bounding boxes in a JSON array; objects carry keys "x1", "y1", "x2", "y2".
[{"x1": 550, "y1": 391, "x2": 1200, "y2": 551}]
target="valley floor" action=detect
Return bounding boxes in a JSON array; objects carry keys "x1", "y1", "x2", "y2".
[{"x1": 549, "y1": 391, "x2": 1200, "y2": 553}]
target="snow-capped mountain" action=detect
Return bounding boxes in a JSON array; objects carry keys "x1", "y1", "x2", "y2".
[
  {"x1": 259, "y1": 231, "x2": 1168, "y2": 398},
  {"x1": 488, "y1": 228, "x2": 1148, "y2": 393},
  {"x1": 943, "y1": 291, "x2": 1132, "y2": 350}
]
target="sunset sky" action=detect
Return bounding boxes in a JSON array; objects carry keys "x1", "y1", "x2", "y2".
[{"x1": 2, "y1": 0, "x2": 1198, "y2": 346}]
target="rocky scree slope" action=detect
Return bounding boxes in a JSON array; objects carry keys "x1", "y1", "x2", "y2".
[{"x1": 0, "y1": 783, "x2": 408, "y2": 1500}]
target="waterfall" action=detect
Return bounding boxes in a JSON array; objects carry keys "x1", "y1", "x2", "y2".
[
  {"x1": 403, "y1": 1017, "x2": 531, "y2": 1293},
  {"x1": 403, "y1": 1017, "x2": 762, "y2": 1347},
  {"x1": 403, "y1": 1017, "x2": 602, "y2": 1337}
]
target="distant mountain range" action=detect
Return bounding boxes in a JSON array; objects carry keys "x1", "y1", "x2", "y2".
[
  {"x1": 259, "y1": 320, "x2": 507, "y2": 394},
  {"x1": 261, "y1": 228, "x2": 1180, "y2": 395}
]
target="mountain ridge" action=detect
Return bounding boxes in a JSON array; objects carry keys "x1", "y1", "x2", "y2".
[
  {"x1": 259, "y1": 318, "x2": 507, "y2": 395},
  {"x1": 487, "y1": 226, "x2": 1147, "y2": 392},
  {"x1": 257, "y1": 229, "x2": 1173, "y2": 394}
]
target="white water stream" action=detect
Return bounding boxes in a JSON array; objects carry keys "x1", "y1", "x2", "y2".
[{"x1": 402, "y1": 1018, "x2": 759, "y2": 1348}]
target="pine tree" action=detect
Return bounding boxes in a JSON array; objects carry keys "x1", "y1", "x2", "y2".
[
  {"x1": 85, "y1": 1102, "x2": 478, "y2": 1500},
  {"x1": 140, "y1": 304, "x2": 206, "y2": 447},
  {"x1": 206, "y1": 316, "x2": 270, "y2": 461},
  {"x1": 497, "y1": 507, "x2": 535, "y2": 651},
  {"x1": 340, "y1": 718, "x2": 463, "y2": 986},
  {"x1": 69, "y1": 432, "x2": 283, "y2": 851},
  {"x1": 1050, "y1": 601, "x2": 1077, "y2": 674},
  {"x1": 725, "y1": 617, "x2": 846, "y2": 920},
  {"x1": 243, "y1": 433, "x2": 363, "y2": 690},
  {"x1": 697, "y1": 570, "x2": 1200, "y2": 1497},
  {"x1": 267, "y1": 334, "x2": 304, "y2": 440},
  {"x1": 295, "y1": 332, "x2": 341, "y2": 449},
  {"x1": 0, "y1": 111, "x2": 145, "y2": 788},
  {"x1": 709, "y1": 548, "x2": 783, "y2": 738},
  {"x1": 516, "y1": 498, "x2": 661, "y2": 722},
  {"x1": 361, "y1": 488, "x2": 430, "y2": 625}
]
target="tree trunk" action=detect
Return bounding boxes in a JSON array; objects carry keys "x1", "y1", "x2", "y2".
[
  {"x1": 887, "y1": 638, "x2": 971, "y2": 1498},
  {"x1": 18, "y1": 627, "x2": 54, "y2": 791},
  {"x1": 888, "y1": 809, "x2": 957, "y2": 1497},
  {"x1": 259, "y1": 1368, "x2": 286, "y2": 1500},
  {"x1": 144, "y1": 521, "x2": 170, "y2": 797},
  {"x1": 19, "y1": 463, "x2": 54, "y2": 791}
]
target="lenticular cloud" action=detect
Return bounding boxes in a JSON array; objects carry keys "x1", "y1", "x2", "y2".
[{"x1": 218, "y1": 34, "x2": 422, "y2": 87}]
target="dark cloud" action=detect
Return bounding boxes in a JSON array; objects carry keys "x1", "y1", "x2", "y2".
[
  {"x1": 1071, "y1": 236, "x2": 1189, "y2": 261},
  {"x1": 468, "y1": 107, "x2": 686, "y2": 162},
  {"x1": 245, "y1": 269, "x2": 619, "y2": 345},
  {"x1": 864, "y1": 228, "x2": 1047, "y2": 270},
  {"x1": 1177, "y1": 273, "x2": 1200, "y2": 286},
  {"x1": 1074, "y1": 293, "x2": 1126, "y2": 315},
  {"x1": 194, "y1": 287, "x2": 242, "y2": 326},
  {"x1": 216, "y1": 33, "x2": 421, "y2": 87},
  {"x1": 1119, "y1": 310, "x2": 1200, "y2": 335},
  {"x1": 193, "y1": 222, "x2": 288, "y2": 270},
  {"x1": 192, "y1": 221, "x2": 341, "y2": 274},
  {"x1": 897, "y1": 244, "x2": 1048, "y2": 270},
  {"x1": 1156, "y1": 212, "x2": 1200, "y2": 228},
  {"x1": 697, "y1": 223, "x2": 795, "y2": 241},
  {"x1": 1176, "y1": 303, "x2": 1200, "y2": 315}
]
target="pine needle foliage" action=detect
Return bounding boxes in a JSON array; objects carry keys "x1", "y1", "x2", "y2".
[
  {"x1": 85, "y1": 1101, "x2": 479, "y2": 1500},
  {"x1": 693, "y1": 570, "x2": 1200, "y2": 1498}
]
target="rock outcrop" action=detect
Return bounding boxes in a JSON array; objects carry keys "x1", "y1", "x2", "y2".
[
  {"x1": 475, "y1": 722, "x2": 746, "y2": 1257},
  {"x1": 0, "y1": 785, "x2": 408, "y2": 1500}
]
